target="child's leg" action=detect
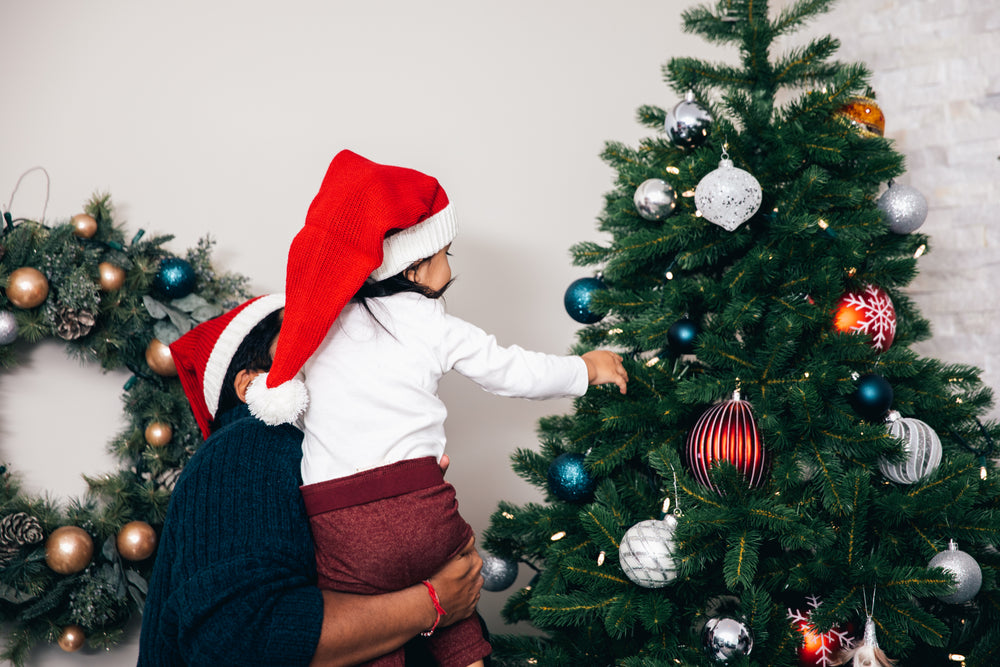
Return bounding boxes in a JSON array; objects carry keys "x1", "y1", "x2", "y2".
[{"x1": 426, "y1": 614, "x2": 492, "y2": 667}]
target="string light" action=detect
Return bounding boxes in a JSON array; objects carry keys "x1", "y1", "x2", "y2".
[
  {"x1": 502, "y1": 511, "x2": 514, "y2": 520},
  {"x1": 666, "y1": 166, "x2": 680, "y2": 175},
  {"x1": 646, "y1": 356, "x2": 660, "y2": 367},
  {"x1": 550, "y1": 531, "x2": 566, "y2": 541},
  {"x1": 597, "y1": 551, "x2": 606, "y2": 566},
  {"x1": 914, "y1": 243, "x2": 927, "y2": 258},
  {"x1": 682, "y1": 189, "x2": 696, "y2": 197}
]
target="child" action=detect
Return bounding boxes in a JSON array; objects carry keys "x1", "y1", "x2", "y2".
[{"x1": 247, "y1": 150, "x2": 628, "y2": 667}]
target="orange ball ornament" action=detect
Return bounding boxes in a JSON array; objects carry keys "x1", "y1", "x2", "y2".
[
  {"x1": 6, "y1": 267, "x2": 50, "y2": 309},
  {"x1": 145, "y1": 338, "x2": 177, "y2": 376},
  {"x1": 45, "y1": 526, "x2": 94, "y2": 575},
  {"x1": 116, "y1": 520, "x2": 158, "y2": 561},
  {"x1": 58, "y1": 624, "x2": 86, "y2": 652},
  {"x1": 835, "y1": 96, "x2": 885, "y2": 138},
  {"x1": 98, "y1": 261, "x2": 126, "y2": 291},
  {"x1": 833, "y1": 284, "x2": 896, "y2": 352},
  {"x1": 71, "y1": 213, "x2": 98, "y2": 239},
  {"x1": 145, "y1": 421, "x2": 173, "y2": 447}
]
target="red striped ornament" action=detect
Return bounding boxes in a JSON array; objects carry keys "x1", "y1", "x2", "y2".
[{"x1": 685, "y1": 391, "x2": 769, "y2": 493}]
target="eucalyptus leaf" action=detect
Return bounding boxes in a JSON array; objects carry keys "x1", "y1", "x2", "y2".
[{"x1": 153, "y1": 320, "x2": 182, "y2": 345}]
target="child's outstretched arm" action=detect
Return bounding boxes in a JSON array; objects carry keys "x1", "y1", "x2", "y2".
[{"x1": 581, "y1": 350, "x2": 629, "y2": 394}]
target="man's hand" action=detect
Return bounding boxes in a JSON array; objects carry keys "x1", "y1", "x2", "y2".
[{"x1": 426, "y1": 536, "x2": 483, "y2": 628}]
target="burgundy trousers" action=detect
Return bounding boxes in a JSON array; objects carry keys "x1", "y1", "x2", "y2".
[{"x1": 302, "y1": 456, "x2": 491, "y2": 667}]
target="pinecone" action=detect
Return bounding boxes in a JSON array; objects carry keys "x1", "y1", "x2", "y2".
[
  {"x1": 0, "y1": 512, "x2": 43, "y2": 565},
  {"x1": 54, "y1": 307, "x2": 96, "y2": 340}
]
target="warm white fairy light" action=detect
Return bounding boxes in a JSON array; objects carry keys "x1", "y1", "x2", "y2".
[
  {"x1": 646, "y1": 356, "x2": 660, "y2": 367},
  {"x1": 502, "y1": 511, "x2": 515, "y2": 520},
  {"x1": 666, "y1": 166, "x2": 680, "y2": 175},
  {"x1": 914, "y1": 243, "x2": 927, "y2": 258},
  {"x1": 550, "y1": 531, "x2": 566, "y2": 541},
  {"x1": 682, "y1": 189, "x2": 696, "y2": 197}
]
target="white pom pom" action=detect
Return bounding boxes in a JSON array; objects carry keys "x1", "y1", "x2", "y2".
[{"x1": 245, "y1": 372, "x2": 309, "y2": 425}]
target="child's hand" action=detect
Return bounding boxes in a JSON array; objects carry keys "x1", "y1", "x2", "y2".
[{"x1": 582, "y1": 350, "x2": 629, "y2": 394}]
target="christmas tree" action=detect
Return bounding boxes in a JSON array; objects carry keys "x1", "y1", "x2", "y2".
[{"x1": 481, "y1": 1, "x2": 1000, "y2": 665}]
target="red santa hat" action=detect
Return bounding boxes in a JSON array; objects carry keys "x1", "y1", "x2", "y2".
[
  {"x1": 169, "y1": 293, "x2": 286, "y2": 439},
  {"x1": 246, "y1": 149, "x2": 457, "y2": 426}
]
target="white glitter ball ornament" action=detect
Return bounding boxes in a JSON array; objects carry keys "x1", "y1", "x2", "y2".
[
  {"x1": 878, "y1": 181, "x2": 928, "y2": 234},
  {"x1": 929, "y1": 540, "x2": 982, "y2": 604},
  {"x1": 694, "y1": 152, "x2": 762, "y2": 231},
  {"x1": 618, "y1": 514, "x2": 679, "y2": 588}
]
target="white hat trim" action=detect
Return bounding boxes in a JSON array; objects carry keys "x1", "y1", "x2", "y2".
[
  {"x1": 370, "y1": 202, "x2": 458, "y2": 282},
  {"x1": 203, "y1": 293, "x2": 285, "y2": 418}
]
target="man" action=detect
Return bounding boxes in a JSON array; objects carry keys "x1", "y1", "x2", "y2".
[{"x1": 138, "y1": 294, "x2": 484, "y2": 666}]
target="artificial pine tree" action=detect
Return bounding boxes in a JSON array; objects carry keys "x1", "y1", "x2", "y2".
[{"x1": 482, "y1": 1, "x2": 1000, "y2": 665}]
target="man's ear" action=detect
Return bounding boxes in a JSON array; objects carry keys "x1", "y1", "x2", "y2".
[{"x1": 234, "y1": 369, "x2": 264, "y2": 404}]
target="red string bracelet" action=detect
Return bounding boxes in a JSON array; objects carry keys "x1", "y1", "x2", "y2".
[{"x1": 420, "y1": 580, "x2": 447, "y2": 637}]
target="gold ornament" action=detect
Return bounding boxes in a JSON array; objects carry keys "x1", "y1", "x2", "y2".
[
  {"x1": 116, "y1": 520, "x2": 158, "y2": 561},
  {"x1": 44, "y1": 526, "x2": 94, "y2": 575},
  {"x1": 835, "y1": 96, "x2": 885, "y2": 138},
  {"x1": 58, "y1": 624, "x2": 86, "y2": 652},
  {"x1": 71, "y1": 213, "x2": 98, "y2": 239},
  {"x1": 145, "y1": 421, "x2": 173, "y2": 447},
  {"x1": 6, "y1": 267, "x2": 50, "y2": 309},
  {"x1": 98, "y1": 261, "x2": 126, "y2": 291},
  {"x1": 145, "y1": 338, "x2": 177, "y2": 377}
]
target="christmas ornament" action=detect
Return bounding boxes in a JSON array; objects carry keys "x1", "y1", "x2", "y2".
[
  {"x1": 788, "y1": 596, "x2": 855, "y2": 667},
  {"x1": 878, "y1": 411, "x2": 942, "y2": 484},
  {"x1": 694, "y1": 150, "x2": 762, "y2": 231},
  {"x1": 0, "y1": 512, "x2": 44, "y2": 565},
  {"x1": 665, "y1": 90, "x2": 712, "y2": 149},
  {"x1": 633, "y1": 178, "x2": 677, "y2": 221},
  {"x1": 835, "y1": 97, "x2": 885, "y2": 138},
  {"x1": 833, "y1": 615, "x2": 895, "y2": 667},
  {"x1": 5, "y1": 266, "x2": 50, "y2": 309},
  {"x1": 618, "y1": 513, "x2": 679, "y2": 588},
  {"x1": 564, "y1": 276, "x2": 606, "y2": 324},
  {"x1": 152, "y1": 256, "x2": 197, "y2": 299},
  {"x1": 145, "y1": 421, "x2": 173, "y2": 447},
  {"x1": 877, "y1": 181, "x2": 928, "y2": 234},
  {"x1": 44, "y1": 526, "x2": 95, "y2": 575},
  {"x1": 145, "y1": 338, "x2": 178, "y2": 376},
  {"x1": 703, "y1": 615, "x2": 753, "y2": 661},
  {"x1": 833, "y1": 285, "x2": 896, "y2": 352},
  {"x1": 98, "y1": 261, "x2": 126, "y2": 291},
  {"x1": 57, "y1": 624, "x2": 86, "y2": 652},
  {"x1": 70, "y1": 213, "x2": 98, "y2": 239},
  {"x1": 850, "y1": 374, "x2": 893, "y2": 422},
  {"x1": 685, "y1": 390, "x2": 769, "y2": 493},
  {"x1": 667, "y1": 317, "x2": 699, "y2": 354},
  {"x1": 116, "y1": 520, "x2": 158, "y2": 561},
  {"x1": 547, "y1": 452, "x2": 595, "y2": 502},
  {"x1": 0, "y1": 310, "x2": 18, "y2": 345},
  {"x1": 481, "y1": 553, "x2": 519, "y2": 592},
  {"x1": 53, "y1": 307, "x2": 96, "y2": 340},
  {"x1": 929, "y1": 540, "x2": 982, "y2": 604}
]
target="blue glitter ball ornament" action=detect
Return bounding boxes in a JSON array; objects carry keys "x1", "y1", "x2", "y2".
[
  {"x1": 850, "y1": 373, "x2": 894, "y2": 421},
  {"x1": 152, "y1": 257, "x2": 197, "y2": 299},
  {"x1": 564, "y1": 277, "x2": 605, "y2": 324},
  {"x1": 547, "y1": 452, "x2": 595, "y2": 503},
  {"x1": 667, "y1": 318, "x2": 699, "y2": 354},
  {"x1": 481, "y1": 553, "x2": 519, "y2": 592}
]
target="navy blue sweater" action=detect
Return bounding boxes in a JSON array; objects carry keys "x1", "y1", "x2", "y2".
[{"x1": 138, "y1": 405, "x2": 323, "y2": 666}]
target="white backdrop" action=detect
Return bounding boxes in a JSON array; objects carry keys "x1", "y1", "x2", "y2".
[{"x1": 1, "y1": 1, "x2": 995, "y2": 665}]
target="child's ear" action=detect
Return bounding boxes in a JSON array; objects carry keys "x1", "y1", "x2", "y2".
[{"x1": 234, "y1": 369, "x2": 264, "y2": 404}]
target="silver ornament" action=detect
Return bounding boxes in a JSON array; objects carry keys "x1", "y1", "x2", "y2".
[
  {"x1": 634, "y1": 178, "x2": 677, "y2": 221},
  {"x1": 929, "y1": 540, "x2": 982, "y2": 604},
  {"x1": 481, "y1": 553, "x2": 519, "y2": 592},
  {"x1": 618, "y1": 514, "x2": 678, "y2": 588},
  {"x1": 703, "y1": 615, "x2": 753, "y2": 661},
  {"x1": 694, "y1": 155, "x2": 762, "y2": 231},
  {"x1": 878, "y1": 182, "x2": 928, "y2": 234},
  {"x1": 878, "y1": 411, "x2": 942, "y2": 484},
  {"x1": 665, "y1": 90, "x2": 712, "y2": 149},
  {"x1": 0, "y1": 311, "x2": 18, "y2": 345}
]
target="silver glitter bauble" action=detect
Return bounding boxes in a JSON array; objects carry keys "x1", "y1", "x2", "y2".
[
  {"x1": 618, "y1": 514, "x2": 678, "y2": 588},
  {"x1": 703, "y1": 615, "x2": 753, "y2": 661},
  {"x1": 634, "y1": 178, "x2": 677, "y2": 221},
  {"x1": 878, "y1": 411, "x2": 942, "y2": 484},
  {"x1": 665, "y1": 90, "x2": 712, "y2": 149},
  {"x1": 878, "y1": 181, "x2": 928, "y2": 234},
  {"x1": 694, "y1": 157, "x2": 762, "y2": 231},
  {"x1": 929, "y1": 540, "x2": 982, "y2": 604},
  {"x1": 0, "y1": 311, "x2": 17, "y2": 345},
  {"x1": 481, "y1": 553, "x2": 519, "y2": 592}
]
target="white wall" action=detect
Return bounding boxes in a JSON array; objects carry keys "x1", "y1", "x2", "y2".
[{"x1": 1, "y1": 1, "x2": 996, "y2": 665}]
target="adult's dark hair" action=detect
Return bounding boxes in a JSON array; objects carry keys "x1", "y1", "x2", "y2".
[{"x1": 210, "y1": 308, "x2": 284, "y2": 433}]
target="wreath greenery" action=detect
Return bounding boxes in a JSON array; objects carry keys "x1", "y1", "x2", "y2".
[{"x1": 0, "y1": 193, "x2": 251, "y2": 665}]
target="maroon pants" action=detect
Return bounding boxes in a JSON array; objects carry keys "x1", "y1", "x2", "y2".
[{"x1": 302, "y1": 456, "x2": 491, "y2": 667}]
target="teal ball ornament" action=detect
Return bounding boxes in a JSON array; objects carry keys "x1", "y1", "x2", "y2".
[
  {"x1": 152, "y1": 257, "x2": 197, "y2": 299},
  {"x1": 850, "y1": 373, "x2": 894, "y2": 421},
  {"x1": 564, "y1": 277, "x2": 605, "y2": 324},
  {"x1": 667, "y1": 318, "x2": 698, "y2": 354},
  {"x1": 481, "y1": 553, "x2": 519, "y2": 592},
  {"x1": 547, "y1": 453, "x2": 594, "y2": 503}
]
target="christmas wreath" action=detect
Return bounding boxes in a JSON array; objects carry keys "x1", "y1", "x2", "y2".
[{"x1": 0, "y1": 191, "x2": 251, "y2": 665}]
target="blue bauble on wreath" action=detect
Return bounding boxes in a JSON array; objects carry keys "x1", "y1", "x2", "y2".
[
  {"x1": 152, "y1": 257, "x2": 197, "y2": 299},
  {"x1": 547, "y1": 452, "x2": 595, "y2": 503},
  {"x1": 564, "y1": 276, "x2": 606, "y2": 324},
  {"x1": 667, "y1": 318, "x2": 699, "y2": 354}
]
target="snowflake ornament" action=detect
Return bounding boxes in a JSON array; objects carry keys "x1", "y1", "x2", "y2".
[
  {"x1": 833, "y1": 284, "x2": 896, "y2": 352},
  {"x1": 787, "y1": 596, "x2": 855, "y2": 667}
]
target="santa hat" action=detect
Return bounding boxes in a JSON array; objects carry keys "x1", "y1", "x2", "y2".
[
  {"x1": 170, "y1": 293, "x2": 286, "y2": 439},
  {"x1": 246, "y1": 149, "x2": 457, "y2": 426}
]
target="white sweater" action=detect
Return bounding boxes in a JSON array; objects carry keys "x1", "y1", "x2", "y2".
[{"x1": 300, "y1": 291, "x2": 589, "y2": 485}]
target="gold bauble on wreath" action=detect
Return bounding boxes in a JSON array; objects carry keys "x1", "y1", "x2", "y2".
[
  {"x1": 70, "y1": 213, "x2": 98, "y2": 239},
  {"x1": 57, "y1": 624, "x2": 86, "y2": 652},
  {"x1": 5, "y1": 266, "x2": 50, "y2": 309},
  {"x1": 117, "y1": 520, "x2": 158, "y2": 561},
  {"x1": 44, "y1": 526, "x2": 95, "y2": 575},
  {"x1": 98, "y1": 261, "x2": 127, "y2": 291},
  {"x1": 145, "y1": 421, "x2": 173, "y2": 447},
  {"x1": 145, "y1": 338, "x2": 177, "y2": 376}
]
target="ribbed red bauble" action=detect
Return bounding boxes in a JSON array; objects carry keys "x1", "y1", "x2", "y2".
[{"x1": 684, "y1": 390, "x2": 769, "y2": 493}]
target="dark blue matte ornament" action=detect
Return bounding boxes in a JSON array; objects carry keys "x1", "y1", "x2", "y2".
[
  {"x1": 547, "y1": 452, "x2": 595, "y2": 503},
  {"x1": 152, "y1": 257, "x2": 197, "y2": 299},
  {"x1": 667, "y1": 318, "x2": 699, "y2": 354},
  {"x1": 564, "y1": 277, "x2": 605, "y2": 324},
  {"x1": 850, "y1": 373, "x2": 894, "y2": 421}
]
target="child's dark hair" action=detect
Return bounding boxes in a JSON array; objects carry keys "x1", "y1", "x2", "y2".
[
  {"x1": 352, "y1": 258, "x2": 453, "y2": 326},
  {"x1": 210, "y1": 308, "x2": 284, "y2": 433}
]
